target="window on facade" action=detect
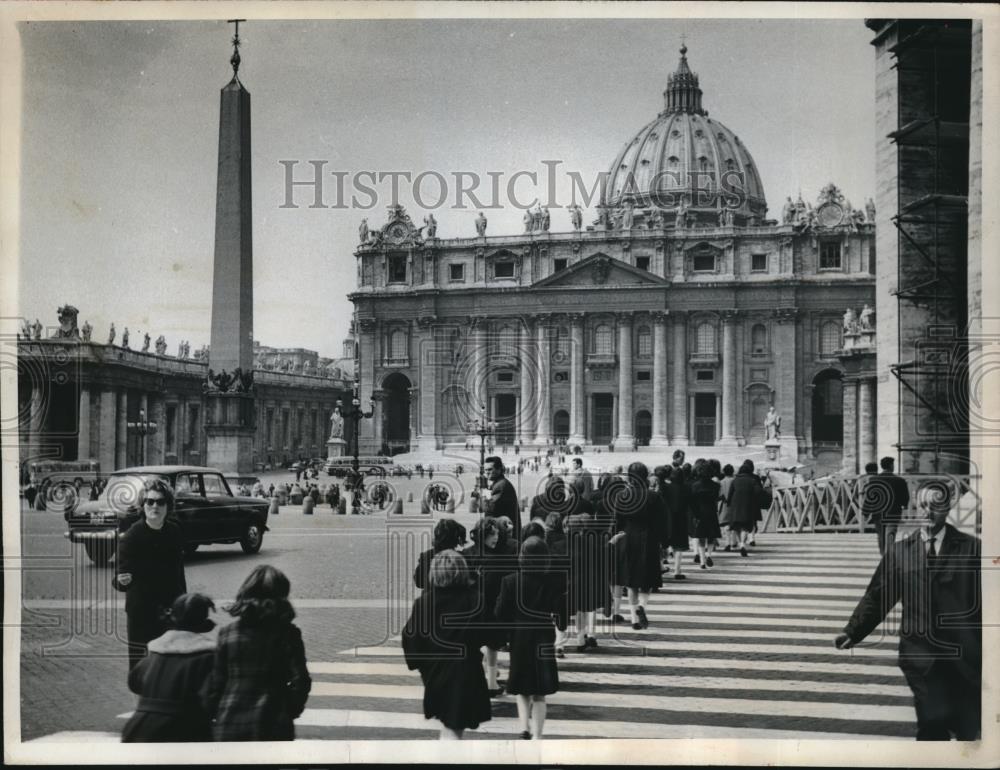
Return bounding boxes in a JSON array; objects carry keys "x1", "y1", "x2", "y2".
[
  {"x1": 497, "y1": 325, "x2": 516, "y2": 355},
  {"x1": 751, "y1": 324, "x2": 768, "y2": 355},
  {"x1": 693, "y1": 253, "x2": 716, "y2": 272},
  {"x1": 635, "y1": 256, "x2": 651, "y2": 272},
  {"x1": 449, "y1": 263, "x2": 464, "y2": 281},
  {"x1": 695, "y1": 322, "x2": 717, "y2": 355},
  {"x1": 165, "y1": 406, "x2": 176, "y2": 451},
  {"x1": 696, "y1": 369, "x2": 715, "y2": 382},
  {"x1": 390, "y1": 329, "x2": 407, "y2": 360},
  {"x1": 751, "y1": 253, "x2": 767, "y2": 272},
  {"x1": 494, "y1": 261, "x2": 515, "y2": 278},
  {"x1": 636, "y1": 370, "x2": 651, "y2": 382},
  {"x1": 388, "y1": 256, "x2": 407, "y2": 283},
  {"x1": 553, "y1": 371, "x2": 568, "y2": 383},
  {"x1": 553, "y1": 258, "x2": 567, "y2": 272},
  {"x1": 497, "y1": 371, "x2": 514, "y2": 383},
  {"x1": 820, "y1": 242, "x2": 842, "y2": 270},
  {"x1": 594, "y1": 325, "x2": 614, "y2": 356},
  {"x1": 637, "y1": 326, "x2": 652, "y2": 356},
  {"x1": 556, "y1": 326, "x2": 570, "y2": 359},
  {"x1": 820, "y1": 321, "x2": 842, "y2": 356}
]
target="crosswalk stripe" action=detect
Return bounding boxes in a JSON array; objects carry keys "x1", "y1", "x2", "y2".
[
  {"x1": 309, "y1": 661, "x2": 913, "y2": 698},
  {"x1": 291, "y1": 708, "x2": 899, "y2": 740},
  {"x1": 308, "y1": 682, "x2": 914, "y2": 722}
]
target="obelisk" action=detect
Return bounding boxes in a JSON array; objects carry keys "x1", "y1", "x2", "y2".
[{"x1": 205, "y1": 20, "x2": 256, "y2": 477}]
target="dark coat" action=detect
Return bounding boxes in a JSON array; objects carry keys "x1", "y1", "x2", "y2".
[
  {"x1": 545, "y1": 530, "x2": 570, "y2": 629},
  {"x1": 843, "y1": 525, "x2": 981, "y2": 682},
  {"x1": 864, "y1": 472, "x2": 911, "y2": 524},
  {"x1": 612, "y1": 483, "x2": 666, "y2": 590},
  {"x1": 463, "y1": 543, "x2": 518, "y2": 650},
  {"x1": 114, "y1": 519, "x2": 187, "y2": 667},
  {"x1": 494, "y1": 572, "x2": 560, "y2": 696},
  {"x1": 413, "y1": 547, "x2": 447, "y2": 590},
  {"x1": 689, "y1": 478, "x2": 722, "y2": 540},
  {"x1": 122, "y1": 629, "x2": 216, "y2": 742},
  {"x1": 661, "y1": 479, "x2": 689, "y2": 550},
  {"x1": 402, "y1": 585, "x2": 493, "y2": 731},
  {"x1": 481, "y1": 476, "x2": 521, "y2": 537},
  {"x1": 204, "y1": 618, "x2": 312, "y2": 741},
  {"x1": 564, "y1": 511, "x2": 612, "y2": 614},
  {"x1": 726, "y1": 472, "x2": 770, "y2": 530}
]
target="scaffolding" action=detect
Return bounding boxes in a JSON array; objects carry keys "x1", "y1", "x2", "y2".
[{"x1": 887, "y1": 20, "x2": 971, "y2": 474}]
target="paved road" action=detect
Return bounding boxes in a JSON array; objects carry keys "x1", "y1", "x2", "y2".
[{"x1": 17, "y1": 492, "x2": 914, "y2": 742}]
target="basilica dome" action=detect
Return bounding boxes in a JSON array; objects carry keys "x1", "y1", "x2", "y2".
[{"x1": 601, "y1": 46, "x2": 768, "y2": 225}]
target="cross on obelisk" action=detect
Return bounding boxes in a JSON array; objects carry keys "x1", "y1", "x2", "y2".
[{"x1": 206, "y1": 20, "x2": 256, "y2": 476}]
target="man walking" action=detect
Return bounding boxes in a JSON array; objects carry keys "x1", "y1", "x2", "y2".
[
  {"x1": 570, "y1": 458, "x2": 593, "y2": 501},
  {"x1": 835, "y1": 483, "x2": 981, "y2": 740},
  {"x1": 870, "y1": 456, "x2": 910, "y2": 552},
  {"x1": 473, "y1": 456, "x2": 521, "y2": 538}
]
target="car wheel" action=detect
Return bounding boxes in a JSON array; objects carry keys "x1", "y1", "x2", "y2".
[
  {"x1": 84, "y1": 539, "x2": 114, "y2": 566},
  {"x1": 240, "y1": 521, "x2": 264, "y2": 554}
]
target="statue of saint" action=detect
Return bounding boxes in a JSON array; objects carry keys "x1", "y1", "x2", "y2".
[
  {"x1": 843, "y1": 307, "x2": 858, "y2": 335},
  {"x1": 621, "y1": 202, "x2": 634, "y2": 230},
  {"x1": 122, "y1": 327, "x2": 130, "y2": 349},
  {"x1": 359, "y1": 218, "x2": 369, "y2": 244},
  {"x1": 53, "y1": 305, "x2": 80, "y2": 339},
  {"x1": 475, "y1": 211, "x2": 488, "y2": 236},
  {"x1": 782, "y1": 196, "x2": 794, "y2": 224},
  {"x1": 859, "y1": 303, "x2": 874, "y2": 332},
  {"x1": 107, "y1": 323, "x2": 116, "y2": 345},
  {"x1": 155, "y1": 335, "x2": 167, "y2": 355},
  {"x1": 329, "y1": 405, "x2": 345, "y2": 439},
  {"x1": 765, "y1": 407, "x2": 782, "y2": 441},
  {"x1": 81, "y1": 320, "x2": 92, "y2": 342},
  {"x1": 674, "y1": 199, "x2": 688, "y2": 228},
  {"x1": 542, "y1": 206, "x2": 551, "y2": 232},
  {"x1": 570, "y1": 204, "x2": 583, "y2": 231},
  {"x1": 865, "y1": 197, "x2": 876, "y2": 223},
  {"x1": 424, "y1": 214, "x2": 437, "y2": 238},
  {"x1": 523, "y1": 209, "x2": 533, "y2": 233},
  {"x1": 32, "y1": 319, "x2": 43, "y2": 340},
  {"x1": 141, "y1": 332, "x2": 150, "y2": 352}
]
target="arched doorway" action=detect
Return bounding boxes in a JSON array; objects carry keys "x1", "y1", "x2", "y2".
[
  {"x1": 381, "y1": 372, "x2": 411, "y2": 455},
  {"x1": 552, "y1": 410, "x2": 570, "y2": 442},
  {"x1": 634, "y1": 410, "x2": 652, "y2": 446},
  {"x1": 812, "y1": 369, "x2": 843, "y2": 445}
]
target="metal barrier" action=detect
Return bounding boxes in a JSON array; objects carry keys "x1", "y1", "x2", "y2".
[{"x1": 763, "y1": 473, "x2": 982, "y2": 534}]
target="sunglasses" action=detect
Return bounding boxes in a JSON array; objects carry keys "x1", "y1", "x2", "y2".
[{"x1": 144, "y1": 498, "x2": 167, "y2": 506}]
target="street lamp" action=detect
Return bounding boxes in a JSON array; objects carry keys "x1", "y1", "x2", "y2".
[
  {"x1": 467, "y1": 411, "x2": 497, "y2": 493},
  {"x1": 338, "y1": 383, "x2": 374, "y2": 515},
  {"x1": 126, "y1": 408, "x2": 158, "y2": 466}
]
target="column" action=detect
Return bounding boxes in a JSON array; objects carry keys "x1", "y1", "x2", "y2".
[
  {"x1": 98, "y1": 388, "x2": 116, "y2": 471},
  {"x1": 858, "y1": 376, "x2": 876, "y2": 469},
  {"x1": 518, "y1": 317, "x2": 535, "y2": 443},
  {"x1": 650, "y1": 312, "x2": 669, "y2": 446},
  {"x1": 469, "y1": 319, "x2": 488, "y2": 444},
  {"x1": 77, "y1": 386, "x2": 91, "y2": 460},
  {"x1": 139, "y1": 393, "x2": 149, "y2": 464},
  {"x1": 718, "y1": 311, "x2": 740, "y2": 445},
  {"x1": 27, "y1": 383, "x2": 46, "y2": 461},
  {"x1": 568, "y1": 314, "x2": 586, "y2": 445},
  {"x1": 616, "y1": 312, "x2": 634, "y2": 445},
  {"x1": 416, "y1": 318, "x2": 437, "y2": 452},
  {"x1": 534, "y1": 316, "x2": 551, "y2": 444},
  {"x1": 671, "y1": 313, "x2": 689, "y2": 444},
  {"x1": 842, "y1": 379, "x2": 859, "y2": 474},
  {"x1": 115, "y1": 389, "x2": 127, "y2": 469},
  {"x1": 373, "y1": 392, "x2": 385, "y2": 453}
]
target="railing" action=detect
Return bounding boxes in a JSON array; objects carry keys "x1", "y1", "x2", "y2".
[{"x1": 764, "y1": 473, "x2": 982, "y2": 534}]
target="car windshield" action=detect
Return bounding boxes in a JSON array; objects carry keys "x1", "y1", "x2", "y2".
[{"x1": 101, "y1": 473, "x2": 170, "y2": 512}]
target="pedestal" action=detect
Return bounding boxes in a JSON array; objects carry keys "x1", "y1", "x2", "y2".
[
  {"x1": 205, "y1": 391, "x2": 256, "y2": 477},
  {"x1": 764, "y1": 439, "x2": 781, "y2": 462},
  {"x1": 326, "y1": 438, "x2": 347, "y2": 460}
]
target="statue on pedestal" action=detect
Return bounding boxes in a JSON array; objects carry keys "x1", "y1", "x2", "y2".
[
  {"x1": 142, "y1": 332, "x2": 150, "y2": 352},
  {"x1": 620, "y1": 202, "x2": 634, "y2": 230},
  {"x1": 475, "y1": 211, "x2": 488, "y2": 236},
  {"x1": 865, "y1": 198, "x2": 876, "y2": 223},
  {"x1": 765, "y1": 406, "x2": 782, "y2": 441},
  {"x1": 53, "y1": 305, "x2": 81, "y2": 339},
  {"x1": 122, "y1": 327, "x2": 130, "y2": 349},
  {"x1": 155, "y1": 335, "x2": 167, "y2": 355},
  {"x1": 843, "y1": 307, "x2": 858, "y2": 336},
  {"x1": 859, "y1": 303, "x2": 874, "y2": 332},
  {"x1": 359, "y1": 218, "x2": 369, "y2": 245},
  {"x1": 108, "y1": 323, "x2": 116, "y2": 345},
  {"x1": 32, "y1": 319, "x2": 43, "y2": 340},
  {"x1": 423, "y1": 214, "x2": 437, "y2": 238},
  {"x1": 81, "y1": 320, "x2": 92, "y2": 342},
  {"x1": 570, "y1": 204, "x2": 583, "y2": 231},
  {"x1": 329, "y1": 405, "x2": 345, "y2": 440},
  {"x1": 542, "y1": 206, "x2": 551, "y2": 232},
  {"x1": 782, "y1": 196, "x2": 795, "y2": 224}
]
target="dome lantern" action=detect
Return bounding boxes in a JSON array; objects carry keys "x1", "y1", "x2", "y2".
[{"x1": 662, "y1": 44, "x2": 705, "y2": 116}]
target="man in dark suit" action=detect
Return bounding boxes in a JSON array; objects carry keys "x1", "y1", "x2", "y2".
[
  {"x1": 474, "y1": 456, "x2": 521, "y2": 538},
  {"x1": 835, "y1": 483, "x2": 981, "y2": 740},
  {"x1": 865, "y1": 456, "x2": 910, "y2": 553}
]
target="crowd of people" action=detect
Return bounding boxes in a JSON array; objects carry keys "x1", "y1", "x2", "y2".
[
  {"x1": 114, "y1": 479, "x2": 312, "y2": 742},
  {"x1": 402, "y1": 452, "x2": 774, "y2": 740}
]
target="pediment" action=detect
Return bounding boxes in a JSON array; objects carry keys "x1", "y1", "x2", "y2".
[{"x1": 533, "y1": 254, "x2": 668, "y2": 288}]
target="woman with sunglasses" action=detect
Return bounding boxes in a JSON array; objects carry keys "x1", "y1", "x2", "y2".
[{"x1": 114, "y1": 478, "x2": 188, "y2": 671}]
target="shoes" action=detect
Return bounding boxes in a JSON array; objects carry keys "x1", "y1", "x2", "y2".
[
  {"x1": 750, "y1": 538, "x2": 756, "y2": 546},
  {"x1": 611, "y1": 614, "x2": 627, "y2": 623},
  {"x1": 700, "y1": 563, "x2": 707, "y2": 570},
  {"x1": 705, "y1": 556, "x2": 714, "y2": 568},
  {"x1": 575, "y1": 643, "x2": 588, "y2": 653},
  {"x1": 693, "y1": 554, "x2": 701, "y2": 565},
  {"x1": 556, "y1": 648, "x2": 565, "y2": 659},
  {"x1": 585, "y1": 635, "x2": 598, "y2": 649},
  {"x1": 651, "y1": 586, "x2": 660, "y2": 593},
  {"x1": 520, "y1": 730, "x2": 532, "y2": 740},
  {"x1": 488, "y1": 686, "x2": 505, "y2": 698},
  {"x1": 673, "y1": 573, "x2": 687, "y2": 580},
  {"x1": 631, "y1": 620, "x2": 643, "y2": 630},
  {"x1": 740, "y1": 547, "x2": 748, "y2": 557},
  {"x1": 636, "y1": 606, "x2": 649, "y2": 629}
]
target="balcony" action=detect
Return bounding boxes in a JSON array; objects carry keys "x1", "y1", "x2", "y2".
[
  {"x1": 586, "y1": 353, "x2": 617, "y2": 368},
  {"x1": 383, "y1": 357, "x2": 409, "y2": 368}
]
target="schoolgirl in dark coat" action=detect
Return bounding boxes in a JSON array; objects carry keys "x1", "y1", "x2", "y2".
[
  {"x1": 122, "y1": 593, "x2": 217, "y2": 742},
  {"x1": 726, "y1": 460, "x2": 771, "y2": 555},
  {"x1": 494, "y1": 537, "x2": 562, "y2": 740},
  {"x1": 204, "y1": 566, "x2": 311, "y2": 741},
  {"x1": 588, "y1": 473, "x2": 622, "y2": 620},
  {"x1": 564, "y1": 498, "x2": 612, "y2": 649},
  {"x1": 402, "y1": 549, "x2": 493, "y2": 739},
  {"x1": 689, "y1": 464, "x2": 722, "y2": 569},
  {"x1": 413, "y1": 518, "x2": 467, "y2": 589}
]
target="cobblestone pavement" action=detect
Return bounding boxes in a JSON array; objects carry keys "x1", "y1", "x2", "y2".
[{"x1": 17, "y1": 494, "x2": 917, "y2": 744}]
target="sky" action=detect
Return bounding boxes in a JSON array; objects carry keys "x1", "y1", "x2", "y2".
[{"x1": 17, "y1": 16, "x2": 876, "y2": 358}]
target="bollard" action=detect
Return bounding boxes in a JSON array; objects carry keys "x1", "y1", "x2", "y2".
[
  {"x1": 407, "y1": 491, "x2": 414, "y2": 503},
  {"x1": 468, "y1": 496, "x2": 478, "y2": 514},
  {"x1": 420, "y1": 497, "x2": 431, "y2": 514},
  {"x1": 268, "y1": 496, "x2": 280, "y2": 516},
  {"x1": 389, "y1": 499, "x2": 403, "y2": 515},
  {"x1": 302, "y1": 496, "x2": 314, "y2": 515},
  {"x1": 445, "y1": 498, "x2": 456, "y2": 514},
  {"x1": 520, "y1": 496, "x2": 529, "y2": 511},
  {"x1": 337, "y1": 498, "x2": 347, "y2": 515}
]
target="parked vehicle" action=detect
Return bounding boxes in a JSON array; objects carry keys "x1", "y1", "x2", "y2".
[
  {"x1": 24, "y1": 459, "x2": 101, "y2": 512},
  {"x1": 65, "y1": 465, "x2": 270, "y2": 566},
  {"x1": 324, "y1": 455, "x2": 393, "y2": 478}
]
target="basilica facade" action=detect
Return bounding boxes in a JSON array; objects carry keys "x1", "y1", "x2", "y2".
[{"x1": 350, "y1": 47, "x2": 876, "y2": 462}]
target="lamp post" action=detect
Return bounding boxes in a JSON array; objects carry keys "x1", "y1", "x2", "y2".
[
  {"x1": 338, "y1": 384, "x2": 374, "y2": 515},
  {"x1": 126, "y1": 408, "x2": 158, "y2": 466},
  {"x1": 467, "y1": 411, "x2": 497, "y2": 493}
]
